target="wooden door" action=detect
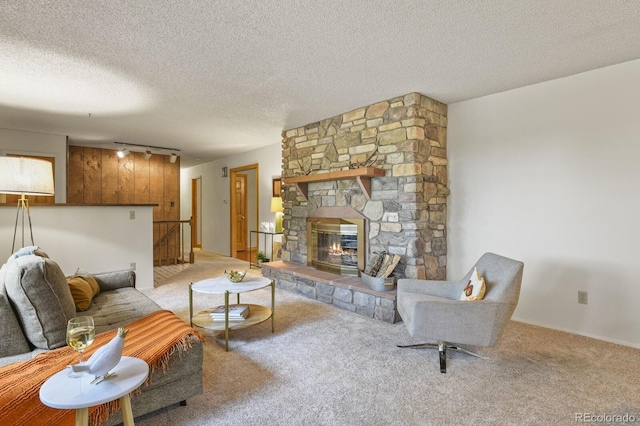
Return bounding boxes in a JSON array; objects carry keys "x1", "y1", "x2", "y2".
[
  {"x1": 229, "y1": 163, "x2": 259, "y2": 259},
  {"x1": 235, "y1": 174, "x2": 248, "y2": 252}
]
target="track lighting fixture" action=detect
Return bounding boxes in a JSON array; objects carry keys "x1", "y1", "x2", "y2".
[{"x1": 114, "y1": 142, "x2": 180, "y2": 162}]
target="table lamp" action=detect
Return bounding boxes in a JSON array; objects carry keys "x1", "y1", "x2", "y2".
[
  {"x1": 270, "y1": 196, "x2": 284, "y2": 234},
  {"x1": 0, "y1": 156, "x2": 55, "y2": 252}
]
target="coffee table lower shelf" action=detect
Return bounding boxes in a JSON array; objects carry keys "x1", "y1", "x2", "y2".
[
  {"x1": 189, "y1": 277, "x2": 275, "y2": 351},
  {"x1": 192, "y1": 304, "x2": 272, "y2": 330}
]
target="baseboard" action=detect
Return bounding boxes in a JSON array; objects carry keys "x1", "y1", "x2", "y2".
[{"x1": 510, "y1": 317, "x2": 640, "y2": 349}]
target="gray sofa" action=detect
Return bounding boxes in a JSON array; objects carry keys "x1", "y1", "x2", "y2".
[{"x1": 0, "y1": 254, "x2": 203, "y2": 424}]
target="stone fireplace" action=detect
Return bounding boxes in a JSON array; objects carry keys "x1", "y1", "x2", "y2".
[{"x1": 261, "y1": 92, "x2": 448, "y2": 323}]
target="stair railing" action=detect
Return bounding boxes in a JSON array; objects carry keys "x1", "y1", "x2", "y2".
[{"x1": 153, "y1": 217, "x2": 195, "y2": 265}]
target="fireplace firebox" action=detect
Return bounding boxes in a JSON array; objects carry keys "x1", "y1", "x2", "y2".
[{"x1": 307, "y1": 217, "x2": 365, "y2": 277}]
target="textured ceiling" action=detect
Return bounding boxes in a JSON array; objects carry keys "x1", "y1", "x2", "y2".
[{"x1": 1, "y1": 1, "x2": 640, "y2": 167}]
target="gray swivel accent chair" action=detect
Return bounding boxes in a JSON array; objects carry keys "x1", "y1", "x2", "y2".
[{"x1": 397, "y1": 252, "x2": 524, "y2": 373}]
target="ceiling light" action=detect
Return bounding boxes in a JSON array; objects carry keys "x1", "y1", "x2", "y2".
[{"x1": 114, "y1": 142, "x2": 180, "y2": 161}]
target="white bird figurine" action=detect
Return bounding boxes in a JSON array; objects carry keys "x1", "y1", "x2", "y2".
[{"x1": 69, "y1": 327, "x2": 128, "y2": 383}]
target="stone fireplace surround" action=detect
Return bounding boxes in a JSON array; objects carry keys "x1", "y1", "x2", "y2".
[{"x1": 261, "y1": 92, "x2": 448, "y2": 323}]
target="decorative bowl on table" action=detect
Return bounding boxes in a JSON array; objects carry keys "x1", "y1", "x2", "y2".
[{"x1": 224, "y1": 270, "x2": 246, "y2": 283}]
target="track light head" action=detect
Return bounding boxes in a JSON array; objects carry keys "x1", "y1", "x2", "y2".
[
  {"x1": 169, "y1": 153, "x2": 178, "y2": 163},
  {"x1": 117, "y1": 148, "x2": 130, "y2": 158},
  {"x1": 143, "y1": 150, "x2": 152, "y2": 160}
]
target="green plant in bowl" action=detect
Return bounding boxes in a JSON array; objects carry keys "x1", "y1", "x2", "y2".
[{"x1": 224, "y1": 270, "x2": 246, "y2": 283}]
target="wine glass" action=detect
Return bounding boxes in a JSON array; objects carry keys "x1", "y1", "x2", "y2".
[{"x1": 66, "y1": 316, "x2": 95, "y2": 377}]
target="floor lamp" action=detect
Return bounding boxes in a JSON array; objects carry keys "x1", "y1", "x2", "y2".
[{"x1": 0, "y1": 157, "x2": 55, "y2": 253}]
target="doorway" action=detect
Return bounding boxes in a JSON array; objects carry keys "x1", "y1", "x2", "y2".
[{"x1": 229, "y1": 164, "x2": 259, "y2": 261}]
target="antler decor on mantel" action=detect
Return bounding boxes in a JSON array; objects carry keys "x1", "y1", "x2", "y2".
[{"x1": 284, "y1": 167, "x2": 385, "y2": 201}]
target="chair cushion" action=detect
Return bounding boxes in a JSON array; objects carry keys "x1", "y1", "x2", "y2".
[
  {"x1": 5, "y1": 255, "x2": 76, "y2": 349},
  {"x1": 460, "y1": 267, "x2": 486, "y2": 301},
  {"x1": 67, "y1": 275, "x2": 100, "y2": 311}
]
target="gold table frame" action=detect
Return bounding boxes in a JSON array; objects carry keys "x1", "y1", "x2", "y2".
[{"x1": 189, "y1": 276, "x2": 275, "y2": 351}]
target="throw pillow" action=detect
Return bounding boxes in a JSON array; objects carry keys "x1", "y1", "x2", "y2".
[
  {"x1": 5, "y1": 255, "x2": 77, "y2": 349},
  {"x1": 74, "y1": 267, "x2": 90, "y2": 276},
  {"x1": 6, "y1": 245, "x2": 49, "y2": 263},
  {"x1": 460, "y1": 267, "x2": 487, "y2": 301},
  {"x1": 67, "y1": 275, "x2": 100, "y2": 311},
  {"x1": 73, "y1": 268, "x2": 101, "y2": 296}
]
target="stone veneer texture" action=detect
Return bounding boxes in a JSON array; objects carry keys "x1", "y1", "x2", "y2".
[{"x1": 281, "y1": 92, "x2": 448, "y2": 280}]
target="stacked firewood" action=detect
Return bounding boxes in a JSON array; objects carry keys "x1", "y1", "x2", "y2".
[{"x1": 363, "y1": 251, "x2": 401, "y2": 278}]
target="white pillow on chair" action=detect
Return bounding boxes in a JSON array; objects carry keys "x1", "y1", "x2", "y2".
[{"x1": 460, "y1": 267, "x2": 486, "y2": 301}]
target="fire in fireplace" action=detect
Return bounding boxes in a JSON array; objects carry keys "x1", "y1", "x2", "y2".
[{"x1": 307, "y1": 217, "x2": 365, "y2": 277}]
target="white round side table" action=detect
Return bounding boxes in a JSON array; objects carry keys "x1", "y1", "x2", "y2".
[{"x1": 39, "y1": 356, "x2": 149, "y2": 426}]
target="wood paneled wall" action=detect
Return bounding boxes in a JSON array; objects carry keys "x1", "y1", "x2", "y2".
[{"x1": 67, "y1": 146, "x2": 181, "y2": 263}]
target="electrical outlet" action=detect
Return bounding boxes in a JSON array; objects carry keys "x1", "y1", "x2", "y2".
[
  {"x1": 130, "y1": 262, "x2": 136, "y2": 271},
  {"x1": 129, "y1": 210, "x2": 135, "y2": 220},
  {"x1": 578, "y1": 291, "x2": 588, "y2": 305}
]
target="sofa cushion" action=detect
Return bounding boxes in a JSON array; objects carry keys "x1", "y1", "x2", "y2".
[
  {"x1": 83, "y1": 287, "x2": 161, "y2": 334},
  {"x1": 0, "y1": 264, "x2": 31, "y2": 357},
  {"x1": 67, "y1": 275, "x2": 100, "y2": 311},
  {"x1": 93, "y1": 270, "x2": 135, "y2": 292},
  {"x1": 5, "y1": 256, "x2": 76, "y2": 349}
]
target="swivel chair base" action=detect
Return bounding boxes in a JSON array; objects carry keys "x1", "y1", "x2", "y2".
[{"x1": 398, "y1": 341, "x2": 489, "y2": 373}]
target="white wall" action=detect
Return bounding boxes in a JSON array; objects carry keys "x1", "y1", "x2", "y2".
[
  {"x1": 448, "y1": 59, "x2": 640, "y2": 348},
  {"x1": 1, "y1": 128, "x2": 155, "y2": 288},
  {"x1": 0, "y1": 128, "x2": 67, "y2": 203},
  {"x1": 0, "y1": 205, "x2": 154, "y2": 289},
  {"x1": 180, "y1": 143, "x2": 282, "y2": 256}
]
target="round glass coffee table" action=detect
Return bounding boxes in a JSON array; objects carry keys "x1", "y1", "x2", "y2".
[{"x1": 189, "y1": 275, "x2": 274, "y2": 351}]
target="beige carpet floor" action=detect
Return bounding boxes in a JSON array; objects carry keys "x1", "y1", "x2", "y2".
[{"x1": 136, "y1": 251, "x2": 640, "y2": 425}]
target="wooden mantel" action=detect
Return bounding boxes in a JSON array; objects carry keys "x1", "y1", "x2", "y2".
[{"x1": 285, "y1": 167, "x2": 385, "y2": 200}]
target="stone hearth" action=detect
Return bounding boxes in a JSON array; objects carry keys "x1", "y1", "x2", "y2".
[{"x1": 261, "y1": 261, "x2": 399, "y2": 323}]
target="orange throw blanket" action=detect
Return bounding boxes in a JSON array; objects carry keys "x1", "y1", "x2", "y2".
[{"x1": 0, "y1": 310, "x2": 203, "y2": 426}]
